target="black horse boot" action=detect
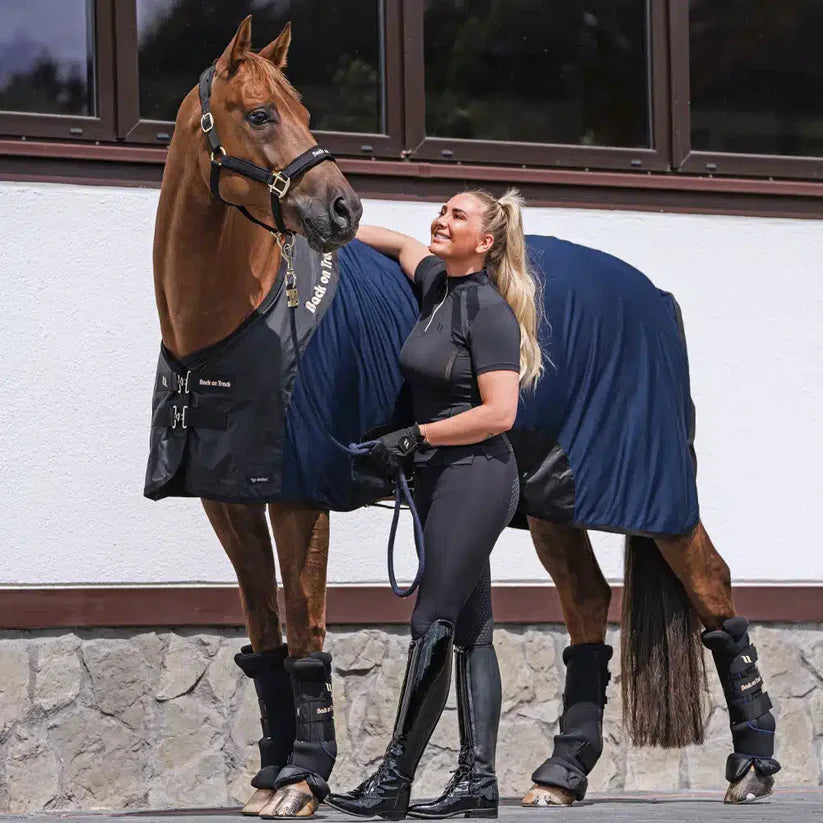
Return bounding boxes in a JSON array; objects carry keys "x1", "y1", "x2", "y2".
[
  {"x1": 272, "y1": 651, "x2": 337, "y2": 802},
  {"x1": 529, "y1": 643, "x2": 612, "y2": 802},
  {"x1": 234, "y1": 644, "x2": 296, "y2": 792},
  {"x1": 702, "y1": 617, "x2": 780, "y2": 801},
  {"x1": 408, "y1": 644, "x2": 500, "y2": 819},
  {"x1": 326, "y1": 620, "x2": 455, "y2": 820}
]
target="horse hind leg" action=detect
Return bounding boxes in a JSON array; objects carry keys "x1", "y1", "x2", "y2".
[
  {"x1": 255, "y1": 502, "x2": 332, "y2": 819},
  {"x1": 655, "y1": 521, "x2": 779, "y2": 804},
  {"x1": 520, "y1": 517, "x2": 612, "y2": 808},
  {"x1": 200, "y1": 500, "x2": 288, "y2": 816}
]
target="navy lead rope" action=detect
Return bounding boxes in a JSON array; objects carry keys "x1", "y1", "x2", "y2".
[
  {"x1": 345, "y1": 442, "x2": 426, "y2": 598},
  {"x1": 286, "y1": 281, "x2": 426, "y2": 598}
]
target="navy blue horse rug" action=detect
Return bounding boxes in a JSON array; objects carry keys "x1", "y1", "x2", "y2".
[{"x1": 145, "y1": 234, "x2": 698, "y2": 537}]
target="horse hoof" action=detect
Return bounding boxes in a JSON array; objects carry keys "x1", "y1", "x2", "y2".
[
  {"x1": 259, "y1": 781, "x2": 319, "y2": 818},
  {"x1": 243, "y1": 789, "x2": 275, "y2": 816},
  {"x1": 521, "y1": 783, "x2": 576, "y2": 806},
  {"x1": 724, "y1": 767, "x2": 774, "y2": 804}
]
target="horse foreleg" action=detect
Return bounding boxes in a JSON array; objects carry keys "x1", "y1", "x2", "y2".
[
  {"x1": 521, "y1": 518, "x2": 612, "y2": 807},
  {"x1": 256, "y1": 502, "x2": 332, "y2": 818},
  {"x1": 203, "y1": 500, "x2": 283, "y2": 649},
  {"x1": 201, "y1": 500, "x2": 287, "y2": 815},
  {"x1": 268, "y1": 502, "x2": 330, "y2": 658},
  {"x1": 655, "y1": 521, "x2": 779, "y2": 803}
]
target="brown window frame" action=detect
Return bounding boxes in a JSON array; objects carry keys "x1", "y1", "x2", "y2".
[
  {"x1": 0, "y1": 0, "x2": 822, "y2": 189},
  {"x1": 669, "y1": 0, "x2": 823, "y2": 182},
  {"x1": 113, "y1": 0, "x2": 407, "y2": 160},
  {"x1": 400, "y1": 0, "x2": 672, "y2": 173},
  {"x1": 0, "y1": 0, "x2": 116, "y2": 142}
]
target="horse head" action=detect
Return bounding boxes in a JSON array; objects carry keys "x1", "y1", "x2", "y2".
[{"x1": 183, "y1": 16, "x2": 362, "y2": 251}]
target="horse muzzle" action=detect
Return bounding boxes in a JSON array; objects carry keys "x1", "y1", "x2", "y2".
[{"x1": 299, "y1": 189, "x2": 363, "y2": 252}]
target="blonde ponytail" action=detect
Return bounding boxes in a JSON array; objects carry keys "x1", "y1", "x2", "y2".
[{"x1": 469, "y1": 188, "x2": 544, "y2": 392}]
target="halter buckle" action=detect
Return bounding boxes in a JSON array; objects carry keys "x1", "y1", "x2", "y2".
[
  {"x1": 201, "y1": 112, "x2": 214, "y2": 133},
  {"x1": 269, "y1": 172, "x2": 291, "y2": 199}
]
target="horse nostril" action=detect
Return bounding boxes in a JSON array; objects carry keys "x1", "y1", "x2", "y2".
[
  {"x1": 331, "y1": 195, "x2": 355, "y2": 232},
  {"x1": 327, "y1": 192, "x2": 362, "y2": 237},
  {"x1": 333, "y1": 195, "x2": 349, "y2": 219}
]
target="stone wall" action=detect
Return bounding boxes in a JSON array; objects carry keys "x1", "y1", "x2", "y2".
[{"x1": 1, "y1": 624, "x2": 821, "y2": 812}]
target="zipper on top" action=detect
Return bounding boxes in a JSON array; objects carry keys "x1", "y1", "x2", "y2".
[{"x1": 424, "y1": 282, "x2": 449, "y2": 332}]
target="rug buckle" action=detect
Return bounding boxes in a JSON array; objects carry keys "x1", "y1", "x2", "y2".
[
  {"x1": 171, "y1": 404, "x2": 189, "y2": 430},
  {"x1": 175, "y1": 370, "x2": 192, "y2": 395}
]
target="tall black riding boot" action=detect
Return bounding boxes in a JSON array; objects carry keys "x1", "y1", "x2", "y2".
[
  {"x1": 408, "y1": 644, "x2": 500, "y2": 819},
  {"x1": 272, "y1": 651, "x2": 337, "y2": 801},
  {"x1": 530, "y1": 643, "x2": 612, "y2": 801},
  {"x1": 234, "y1": 644, "x2": 296, "y2": 790},
  {"x1": 326, "y1": 620, "x2": 455, "y2": 820},
  {"x1": 702, "y1": 617, "x2": 780, "y2": 787}
]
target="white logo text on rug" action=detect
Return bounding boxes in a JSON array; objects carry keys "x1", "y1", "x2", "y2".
[{"x1": 305, "y1": 252, "x2": 334, "y2": 314}]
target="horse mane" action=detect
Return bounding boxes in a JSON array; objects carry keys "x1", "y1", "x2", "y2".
[{"x1": 242, "y1": 51, "x2": 302, "y2": 106}]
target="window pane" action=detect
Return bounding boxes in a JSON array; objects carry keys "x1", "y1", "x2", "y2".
[
  {"x1": 137, "y1": 0, "x2": 383, "y2": 133},
  {"x1": 0, "y1": 0, "x2": 95, "y2": 116},
  {"x1": 424, "y1": 0, "x2": 649, "y2": 147},
  {"x1": 690, "y1": 0, "x2": 823, "y2": 157}
]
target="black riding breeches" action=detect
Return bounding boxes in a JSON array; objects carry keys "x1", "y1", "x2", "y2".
[{"x1": 410, "y1": 450, "x2": 519, "y2": 645}]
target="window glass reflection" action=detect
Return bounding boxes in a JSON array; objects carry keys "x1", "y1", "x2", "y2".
[
  {"x1": 137, "y1": 0, "x2": 383, "y2": 133},
  {"x1": 424, "y1": 0, "x2": 649, "y2": 148},
  {"x1": 0, "y1": 0, "x2": 95, "y2": 116},
  {"x1": 690, "y1": 0, "x2": 823, "y2": 157}
]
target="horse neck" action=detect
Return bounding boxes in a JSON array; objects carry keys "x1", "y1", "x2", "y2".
[{"x1": 153, "y1": 147, "x2": 281, "y2": 358}]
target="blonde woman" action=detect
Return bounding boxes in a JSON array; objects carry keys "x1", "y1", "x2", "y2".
[{"x1": 326, "y1": 189, "x2": 542, "y2": 820}]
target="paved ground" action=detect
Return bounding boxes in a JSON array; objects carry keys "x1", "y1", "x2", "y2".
[{"x1": 2, "y1": 790, "x2": 822, "y2": 823}]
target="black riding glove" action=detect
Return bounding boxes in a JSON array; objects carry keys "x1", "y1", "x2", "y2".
[{"x1": 365, "y1": 424, "x2": 427, "y2": 478}]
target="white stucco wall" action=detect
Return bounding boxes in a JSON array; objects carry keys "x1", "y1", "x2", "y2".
[{"x1": 0, "y1": 181, "x2": 821, "y2": 586}]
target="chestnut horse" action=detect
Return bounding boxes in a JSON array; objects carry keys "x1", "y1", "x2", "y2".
[
  {"x1": 152, "y1": 16, "x2": 358, "y2": 815},
  {"x1": 152, "y1": 16, "x2": 778, "y2": 817}
]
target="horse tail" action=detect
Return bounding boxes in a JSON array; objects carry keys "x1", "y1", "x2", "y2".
[{"x1": 621, "y1": 534, "x2": 707, "y2": 747}]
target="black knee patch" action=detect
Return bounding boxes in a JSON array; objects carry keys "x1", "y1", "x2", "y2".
[
  {"x1": 234, "y1": 644, "x2": 296, "y2": 790},
  {"x1": 702, "y1": 617, "x2": 780, "y2": 781},
  {"x1": 273, "y1": 651, "x2": 337, "y2": 800},
  {"x1": 531, "y1": 643, "x2": 612, "y2": 801},
  {"x1": 455, "y1": 565, "x2": 493, "y2": 648}
]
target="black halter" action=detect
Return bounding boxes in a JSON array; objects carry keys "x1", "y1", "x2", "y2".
[{"x1": 198, "y1": 63, "x2": 335, "y2": 237}]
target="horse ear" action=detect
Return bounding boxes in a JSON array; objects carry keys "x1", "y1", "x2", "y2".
[
  {"x1": 259, "y1": 22, "x2": 292, "y2": 69},
  {"x1": 217, "y1": 15, "x2": 253, "y2": 75}
]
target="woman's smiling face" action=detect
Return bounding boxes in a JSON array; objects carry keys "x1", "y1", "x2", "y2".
[{"x1": 429, "y1": 193, "x2": 493, "y2": 262}]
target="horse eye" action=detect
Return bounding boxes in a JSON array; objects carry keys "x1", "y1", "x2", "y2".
[{"x1": 247, "y1": 108, "x2": 271, "y2": 126}]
